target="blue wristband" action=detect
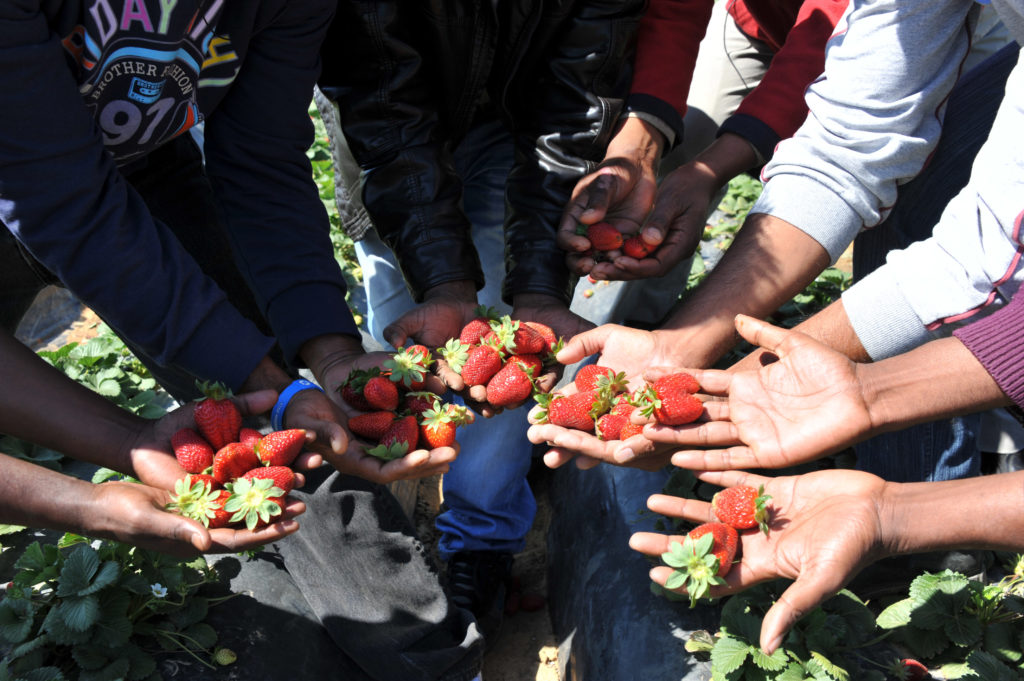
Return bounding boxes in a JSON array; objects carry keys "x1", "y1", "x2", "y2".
[{"x1": 271, "y1": 379, "x2": 324, "y2": 430}]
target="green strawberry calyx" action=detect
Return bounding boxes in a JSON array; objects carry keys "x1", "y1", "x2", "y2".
[
  {"x1": 224, "y1": 478, "x2": 285, "y2": 531},
  {"x1": 438, "y1": 339, "x2": 470, "y2": 374},
  {"x1": 661, "y1": 534, "x2": 727, "y2": 608}
]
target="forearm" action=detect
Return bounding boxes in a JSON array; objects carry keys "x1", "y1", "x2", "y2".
[
  {"x1": 859, "y1": 335, "x2": 1009, "y2": 433},
  {"x1": 0, "y1": 332, "x2": 143, "y2": 472},
  {"x1": 660, "y1": 213, "x2": 831, "y2": 367},
  {"x1": 0, "y1": 453, "x2": 107, "y2": 534},
  {"x1": 881, "y1": 472, "x2": 1024, "y2": 556}
]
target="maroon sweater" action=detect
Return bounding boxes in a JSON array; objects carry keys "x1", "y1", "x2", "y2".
[{"x1": 954, "y1": 290, "x2": 1024, "y2": 409}]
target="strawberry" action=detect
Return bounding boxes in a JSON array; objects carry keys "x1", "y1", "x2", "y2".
[
  {"x1": 419, "y1": 404, "x2": 471, "y2": 449},
  {"x1": 459, "y1": 305, "x2": 499, "y2": 345},
  {"x1": 438, "y1": 339, "x2": 471, "y2": 374},
  {"x1": 403, "y1": 391, "x2": 441, "y2": 416},
  {"x1": 622, "y1": 235, "x2": 653, "y2": 259},
  {"x1": 595, "y1": 412, "x2": 628, "y2": 440},
  {"x1": 661, "y1": 522, "x2": 738, "y2": 607},
  {"x1": 339, "y1": 369, "x2": 376, "y2": 411},
  {"x1": 239, "y1": 427, "x2": 263, "y2": 452},
  {"x1": 243, "y1": 465, "x2": 296, "y2": 495},
  {"x1": 460, "y1": 344, "x2": 504, "y2": 386},
  {"x1": 254, "y1": 429, "x2": 306, "y2": 467},
  {"x1": 618, "y1": 421, "x2": 645, "y2": 439},
  {"x1": 385, "y1": 345, "x2": 434, "y2": 389},
  {"x1": 712, "y1": 484, "x2": 772, "y2": 536},
  {"x1": 167, "y1": 478, "x2": 232, "y2": 528},
  {"x1": 367, "y1": 414, "x2": 419, "y2": 460},
  {"x1": 349, "y1": 411, "x2": 396, "y2": 441},
  {"x1": 193, "y1": 381, "x2": 242, "y2": 450},
  {"x1": 610, "y1": 396, "x2": 637, "y2": 417},
  {"x1": 522, "y1": 321, "x2": 557, "y2": 354},
  {"x1": 639, "y1": 374, "x2": 703, "y2": 425},
  {"x1": 573, "y1": 365, "x2": 627, "y2": 394},
  {"x1": 580, "y1": 221, "x2": 624, "y2": 251},
  {"x1": 656, "y1": 371, "x2": 701, "y2": 395},
  {"x1": 534, "y1": 390, "x2": 610, "y2": 431},
  {"x1": 508, "y1": 353, "x2": 543, "y2": 379},
  {"x1": 171, "y1": 428, "x2": 215, "y2": 474},
  {"x1": 363, "y1": 375, "x2": 400, "y2": 411},
  {"x1": 486, "y1": 360, "x2": 535, "y2": 407},
  {"x1": 182, "y1": 472, "x2": 221, "y2": 492},
  {"x1": 890, "y1": 659, "x2": 931, "y2": 681},
  {"x1": 211, "y1": 442, "x2": 261, "y2": 484},
  {"x1": 224, "y1": 477, "x2": 286, "y2": 530}
]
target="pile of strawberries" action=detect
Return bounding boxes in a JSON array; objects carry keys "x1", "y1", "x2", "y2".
[
  {"x1": 340, "y1": 346, "x2": 474, "y2": 459},
  {"x1": 439, "y1": 309, "x2": 561, "y2": 408},
  {"x1": 167, "y1": 382, "x2": 304, "y2": 530},
  {"x1": 662, "y1": 484, "x2": 772, "y2": 607},
  {"x1": 533, "y1": 366, "x2": 704, "y2": 440},
  {"x1": 578, "y1": 221, "x2": 657, "y2": 261}
]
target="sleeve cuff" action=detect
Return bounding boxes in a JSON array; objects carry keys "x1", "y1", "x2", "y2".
[
  {"x1": 751, "y1": 175, "x2": 865, "y2": 263},
  {"x1": 842, "y1": 266, "x2": 933, "y2": 360},
  {"x1": 174, "y1": 300, "x2": 277, "y2": 391},
  {"x1": 719, "y1": 113, "x2": 781, "y2": 166},
  {"x1": 625, "y1": 94, "x2": 684, "y2": 149},
  {"x1": 265, "y1": 281, "x2": 361, "y2": 366}
]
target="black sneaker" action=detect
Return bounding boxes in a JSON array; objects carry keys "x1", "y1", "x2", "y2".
[{"x1": 446, "y1": 550, "x2": 514, "y2": 644}]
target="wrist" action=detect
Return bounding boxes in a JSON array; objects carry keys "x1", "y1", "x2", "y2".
[
  {"x1": 299, "y1": 333, "x2": 365, "y2": 386},
  {"x1": 608, "y1": 116, "x2": 665, "y2": 168},
  {"x1": 423, "y1": 280, "x2": 478, "y2": 304},
  {"x1": 691, "y1": 133, "x2": 759, "y2": 187},
  {"x1": 271, "y1": 379, "x2": 324, "y2": 430},
  {"x1": 240, "y1": 356, "x2": 294, "y2": 394}
]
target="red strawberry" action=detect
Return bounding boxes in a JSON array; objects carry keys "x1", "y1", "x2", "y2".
[
  {"x1": 193, "y1": 382, "x2": 242, "y2": 450},
  {"x1": 619, "y1": 421, "x2": 645, "y2": 439},
  {"x1": 656, "y1": 371, "x2": 701, "y2": 395},
  {"x1": 508, "y1": 353, "x2": 543, "y2": 379},
  {"x1": 202, "y1": 490, "x2": 234, "y2": 529},
  {"x1": 419, "y1": 404, "x2": 471, "y2": 449},
  {"x1": 254, "y1": 429, "x2": 306, "y2": 467},
  {"x1": 367, "y1": 414, "x2": 419, "y2": 461},
  {"x1": 243, "y1": 465, "x2": 296, "y2": 495},
  {"x1": 211, "y1": 442, "x2": 261, "y2": 484},
  {"x1": 460, "y1": 344, "x2": 504, "y2": 386},
  {"x1": 595, "y1": 412, "x2": 628, "y2": 440},
  {"x1": 349, "y1": 411, "x2": 396, "y2": 441},
  {"x1": 167, "y1": 477, "x2": 232, "y2": 529},
  {"x1": 486, "y1": 360, "x2": 535, "y2": 407},
  {"x1": 890, "y1": 659, "x2": 931, "y2": 681},
  {"x1": 385, "y1": 345, "x2": 434, "y2": 389},
  {"x1": 661, "y1": 522, "x2": 738, "y2": 607},
  {"x1": 573, "y1": 364, "x2": 627, "y2": 394},
  {"x1": 536, "y1": 390, "x2": 610, "y2": 431},
  {"x1": 404, "y1": 391, "x2": 441, "y2": 416},
  {"x1": 639, "y1": 374, "x2": 703, "y2": 425},
  {"x1": 711, "y1": 484, "x2": 772, "y2": 536},
  {"x1": 363, "y1": 375, "x2": 400, "y2": 411},
  {"x1": 522, "y1": 321, "x2": 557, "y2": 354},
  {"x1": 239, "y1": 427, "x2": 263, "y2": 452},
  {"x1": 610, "y1": 397, "x2": 637, "y2": 417},
  {"x1": 171, "y1": 428, "x2": 215, "y2": 474},
  {"x1": 340, "y1": 369, "x2": 376, "y2": 411},
  {"x1": 622, "y1": 235, "x2": 653, "y2": 259},
  {"x1": 583, "y1": 221, "x2": 624, "y2": 251},
  {"x1": 509, "y1": 322, "x2": 545, "y2": 355},
  {"x1": 459, "y1": 306, "x2": 499, "y2": 345}
]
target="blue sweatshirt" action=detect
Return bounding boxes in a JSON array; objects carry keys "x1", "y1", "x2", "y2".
[{"x1": 0, "y1": 0, "x2": 356, "y2": 390}]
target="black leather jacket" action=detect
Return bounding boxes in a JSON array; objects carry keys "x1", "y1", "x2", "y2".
[{"x1": 319, "y1": 0, "x2": 644, "y2": 306}]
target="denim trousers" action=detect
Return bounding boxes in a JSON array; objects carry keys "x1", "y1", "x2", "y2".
[
  {"x1": 0, "y1": 134, "x2": 483, "y2": 681},
  {"x1": 850, "y1": 43, "x2": 1021, "y2": 482}
]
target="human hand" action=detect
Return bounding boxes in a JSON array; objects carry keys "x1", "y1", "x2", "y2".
[
  {"x1": 647, "y1": 315, "x2": 873, "y2": 471},
  {"x1": 89, "y1": 479, "x2": 303, "y2": 558},
  {"x1": 630, "y1": 468, "x2": 889, "y2": 654},
  {"x1": 558, "y1": 117, "x2": 663, "y2": 276},
  {"x1": 512, "y1": 293, "x2": 596, "y2": 394}
]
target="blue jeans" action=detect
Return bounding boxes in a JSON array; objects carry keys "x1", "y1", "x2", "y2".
[{"x1": 850, "y1": 43, "x2": 1020, "y2": 482}]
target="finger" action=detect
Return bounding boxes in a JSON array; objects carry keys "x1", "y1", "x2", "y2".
[
  {"x1": 380, "y1": 447, "x2": 458, "y2": 480},
  {"x1": 159, "y1": 513, "x2": 212, "y2": 555},
  {"x1": 525, "y1": 423, "x2": 615, "y2": 459},
  {"x1": 292, "y1": 451, "x2": 323, "y2": 472},
  {"x1": 628, "y1": 531, "x2": 686, "y2": 557},
  {"x1": 534, "y1": 369, "x2": 560, "y2": 394},
  {"x1": 230, "y1": 390, "x2": 279, "y2": 418},
  {"x1": 760, "y1": 573, "x2": 846, "y2": 654},
  {"x1": 644, "y1": 420, "x2": 741, "y2": 446},
  {"x1": 467, "y1": 384, "x2": 489, "y2": 404},
  {"x1": 646, "y1": 493, "x2": 716, "y2": 524},
  {"x1": 693, "y1": 470, "x2": 772, "y2": 490},
  {"x1": 574, "y1": 455, "x2": 603, "y2": 470},
  {"x1": 434, "y1": 358, "x2": 466, "y2": 391},
  {"x1": 734, "y1": 315, "x2": 791, "y2": 357},
  {"x1": 555, "y1": 325, "x2": 616, "y2": 365},
  {"x1": 208, "y1": 517, "x2": 302, "y2": 552},
  {"x1": 670, "y1": 446, "x2": 762, "y2": 471},
  {"x1": 382, "y1": 320, "x2": 412, "y2": 350}
]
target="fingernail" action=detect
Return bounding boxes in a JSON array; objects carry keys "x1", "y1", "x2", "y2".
[{"x1": 613, "y1": 448, "x2": 635, "y2": 463}]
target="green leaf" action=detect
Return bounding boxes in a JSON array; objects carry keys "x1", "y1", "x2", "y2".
[
  {"x1": 72, "y1": 644, "x2": 110, "y2": 670},
  {"x1": 0, "y1": 524, "x2": 25, "y2": 536},
  {"x1": 664, "y1": 570, "x2": 687, "y2": 590},
  {"x1": 7, "y1": 632, "x2": 49, "y2": 660},
  {"x1": 966, "y1": 649, "x2": 1020, "y2": 681},
  {"x1": 685, "y1": 630, "x2": 716, "y2": 654},
  {"x1": 91, "y1": 468, "x2": 125, "y2": 484},
  {"x1": 56, "y1": 544, "x2": 100, "y2": 596},
  {"x1": 182, "y1": 622, "x2": 218, "y2": 650},
  {"x1": 895, "y1": 623, "x2": 949, "y2": 659},
  {"x1": 938, "y1": 660, "x2": 975, "y2": 679},
  {"x1": 95, "y1": 378, "x2": 123, "y2": 397},
  {"x1": 943, "y1": 612, "x2": 982, "y2": 647},
  {"x1": 78, "y1": 657, "x2": 130, "y2": 681},
  {"x1": 776, "y1": 662, "x2": 812, "y2": 681},
  {"x1": 14, "y1": 542, "x2": 56, "y2": 573},
  {"x1": 751, "y1": 646, "x2": 788, "y2": 671},
  {"x1": 56, "y1": 594, "x2": 100, "y2": 632},
  {"x1": 40, "y1": 603, "x2": 91, "y2": 645},
  {"x1": 807, "y1": 651, "x2": 849, "y2": 681},
  {"x1": 0, "y1": 598, "x2": 36, "y2": 643},
  {"x1": 710, "y1": 636, "x2": 751, "y2": 677},
  {"x1": 116, "y1": 642, "x2": 157, "y2": 681},
  {"x1": 167, "y1": 596, "x2": 208, "y2": 629},
  {"x1": 92, "y1": 588, "x2": 132, "y2": 648},
  {"x1": 985, "y1": 622, "x2": 1022, "y2": 664},
  {"x1": 876, "y1": 598, "x2": 914, "y2": 629},
  {"x1": 17, "y1": 668, "x2": 65, "y2": 681},
  {"x1": 79, "y1": 561, "x2": 120, "y2": 596}
]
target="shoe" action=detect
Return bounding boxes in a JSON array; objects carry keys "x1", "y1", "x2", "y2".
[
  {"x1": 446, "y1": 550, "x2": 514, "y2": 644},
  {"x1": 997, "y1": 450, "x2": 1024, "y2": 473}
]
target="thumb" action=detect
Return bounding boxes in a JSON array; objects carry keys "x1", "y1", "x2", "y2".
[
  {"x1": 382, "y1": 321, "x2": 408, "y2": 350},
  {"x1": 759, "y1": 572, "x2": 839, "y2": 654},
  {"x1": 167, "y1": 514, "x2": 213, "y2": 554},
  {"x1": 734, "y1": 315, "x2": 791, "y2": 357},
  {"x1": 231, "y1": 389, "x2": 279, "y2": 418},
  {"x1": 555, "y1": 325, "x2": 615, "y2": 365}
]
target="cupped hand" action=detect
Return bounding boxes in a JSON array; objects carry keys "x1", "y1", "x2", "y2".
[
  {"x1": 629, "y1": 468, "x2": 889, "y2": 654},
  {"x1": 90, "y1": 480, "x2": 304, "y2": 558},
  {"x1": 646, "y1": 315, "x2": 874, "y2": 472}
]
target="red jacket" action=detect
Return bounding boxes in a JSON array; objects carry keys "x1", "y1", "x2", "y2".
[{"x1": 628, "y1": 0, "x2": 848, "y2": 160}]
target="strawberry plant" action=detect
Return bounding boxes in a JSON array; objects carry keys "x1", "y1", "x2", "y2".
[{"x1": 0, "y1": 533, "x2": 235, "y2": 679}]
